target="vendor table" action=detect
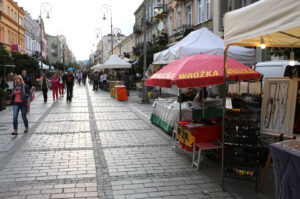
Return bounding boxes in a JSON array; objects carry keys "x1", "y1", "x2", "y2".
[
  {"x1": 151, "y1": 99, "x2": 180, "y2": 134},
  {"x1": 110, "y1": 81, "x2": 124, "y2": 98},
  {"x1": 269, "y1": 140, "x2": 300, "y2": 199}
]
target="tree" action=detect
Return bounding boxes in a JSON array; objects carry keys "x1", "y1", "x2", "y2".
[
  {"x1": 11, "y1": 52, "x2": 39, "y2": 75},
  {"x1": 134, "y1": 33, "x2": 168, "y2": 74},
  {"x1": 0, "y1": 45, "x2": 13, "y2": 77},
  {"x1": 53, "y1": 62, "x2": 65, "y2": 71},
  {"x1": 269, "y1": 48, "x2": 300, "y2": 61}
]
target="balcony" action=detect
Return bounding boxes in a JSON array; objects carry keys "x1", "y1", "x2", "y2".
[
  {"x1": 154, "y1": 4, "x2": 167, "y2": 19},
  {"x1": 133, "y1": 24, "x2": 142, "y2": 35},
  {"x1": 173, "y1": 24, "x2": 193, "y2": 40}
]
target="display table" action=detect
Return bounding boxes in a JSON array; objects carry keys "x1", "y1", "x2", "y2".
[
  {"x1": 269, "y1": 140, "x2": 300, "y2": 199},
  {"x1": 151, "y1": 98, "x2": 195, "y2": 134},
  {"x1": 110, "y1": 81, "x2": 124, "y2": 98}
]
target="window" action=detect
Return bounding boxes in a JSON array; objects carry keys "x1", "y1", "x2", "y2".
[
  {"x1": 242, "y1": 0, "x2": 250, "y2": 7},
  {"x1": 15, "y1": 34, "x2": 17, "y2": 44},
  {"x1": 206, "y1": 0, "x2": 211, "y2": 20},
  {"x1": 11, "y1": 9, "x2": 13, "y2": 17},
  {"x1": 7, "y1": 31, "x2": 10, "y2": 44},
  {"x1": 176, "y1": 8, "x2": 181, "y2": 28},
  {"x1": 196, "y1": 0, "x2": 211, "y2": 24},
  {"x1": 7, "y1": 6, "x2": 9, "y2": 16},
  {"x1": 0, "y1": 0, "x2": 2, "y2": 11},
  {"x1": 15, "y1": 12, "x2": 17, "y2": 21},
  {"x1": 168, "y1": 14, "x2": 173, "y2": 36},
  {"x1": 185, "y1": 3, "x2": 192, "y2": 26},
  {"x1": 228, "y1": 0, "x2": 233, "y2": 11},
  {"x1": 1, "y1": 28, "x2": 4, "y2": 42},
  {"x1": 11, "y1": 33, "x2": 13, "y2": 44},
  {"x1": 19, "y1": 17, "x2": 23, "y2": 26}
]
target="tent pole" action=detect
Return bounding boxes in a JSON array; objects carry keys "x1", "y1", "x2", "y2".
[
  {"x1": 179, "y1": 88, "x2": 182, "y2": 121},
  {"x1": 222, "y1": 45, "x2": 230, "y2": 190}
]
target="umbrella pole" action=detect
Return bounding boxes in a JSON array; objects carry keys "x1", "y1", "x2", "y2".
[
  {"x1": 202, "y1": 87, "x2": 205, "y2": 120},
  {"x1": 179, "y1": 88, "x2": 182, "y2": 121},
  {"x1": 222, "y1": 46, "x2": 230, "y2": 190}
]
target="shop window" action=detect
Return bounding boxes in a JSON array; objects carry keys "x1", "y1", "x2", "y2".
[{"x1": 242, "y1": 0, "x2": 250, "y2": 7}]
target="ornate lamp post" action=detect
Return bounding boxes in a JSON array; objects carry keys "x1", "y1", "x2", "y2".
[
  {"x1": 101, "y1": 4, "x2": 113, "y2": 56},
  {"x1": 39, "y1": 2, "x2": 52, "y2": 73}
]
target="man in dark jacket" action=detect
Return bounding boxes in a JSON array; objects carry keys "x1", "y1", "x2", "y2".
[{"x1": 65, "y1": 70, "x2": 75, "y2": 102}]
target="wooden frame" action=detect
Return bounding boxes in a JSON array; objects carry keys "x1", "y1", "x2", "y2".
[{"x1": 260, "y1": 78, "x2": 298, "y2": 137}]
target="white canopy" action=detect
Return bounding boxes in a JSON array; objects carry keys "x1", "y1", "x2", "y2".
[
  {"x1": 91, "y1": 63, "x2": 102, "y2": 70},
  {"x1": 224, "y1": 0, "x2": 300, "y2": 47},
  {"x1": 39, "y1": 61, "x2": 50, "y2": 70},
  {"x1": 153, "y1": 27, "x2": 256, "y2": 65},
  {"x1": 102, "y1": 55, "x2": 131, "y2": 69}
]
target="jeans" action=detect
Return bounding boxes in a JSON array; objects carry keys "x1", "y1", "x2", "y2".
[
  {"x1": 67, "y1": 85, "x2": 73, "y2": 101},
  {"x1": 42, "y1": 89, "x2": 48, "y2": 102},
  {"x1": 13, "y1": 103, "x2": 28, "y2": 131}
]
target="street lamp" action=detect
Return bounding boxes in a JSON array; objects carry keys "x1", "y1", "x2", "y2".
[
  {"x1": 113, "y1": 28, "x2": 122, "y2": 56},
  {"x1": 39, "y1": 2, "x2": 52, "y2": 73},
  {"x1": 142, "y1": 0, "x2": 149, "y2": 103},
  {"x1": 101, "y1": 4, "x2": 113, "y2": 56},
  {"x1": 95, "y1": 28, "x2": 104, "y2": 64}
]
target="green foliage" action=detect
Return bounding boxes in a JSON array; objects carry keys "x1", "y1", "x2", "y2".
[
  {"x1": 269, "y1": 48, "x2": 300, "y2": 61},
  {"x1": 0, "y1": 45, "x2": 12, "y2": 65},
  {"x1": 134, "y1": 33, "x2": 168, "y2": 74},
  {"x1": 53, "y1": 62, "x2": 65, "y2": 71},
  {"x1": 0, "y1": 88, "x2": 6, "y2": 99},
  {"x1": 11, "y1": 52, "x2": 39, "y2": 75}
]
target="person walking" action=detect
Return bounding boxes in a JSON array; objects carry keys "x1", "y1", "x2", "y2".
[
  {"x1": 78, "y1": 71, "x2": 82, "y2": 85},
  {"x1": 92, "y1": 71, "x2": 99, "y2": 91},
  {"x1": 11, "y1": 75, "x2": 31, "y2": 135},
  {"x1": 82, "y1": 71, "x2": 87, "y2": 85},
  {"x1": 58, "y1": 71, "x2": 65, "y2": 96},
  {"x1": 65, "y1": 70, "x2": 75, "y2": 102},
  {"x1": 40, "y1": 74, "x2": 50, "y2": 103},
  {"x1": 50, "y1": 72, "x2": 59, "y2": 101},
  {"x1": 21, "y1": 70, "x2": 33, "y2": 112}
]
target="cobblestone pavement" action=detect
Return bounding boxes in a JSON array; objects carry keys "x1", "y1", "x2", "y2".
[{"x1": 0, "y1": 84, "x2": 237, "y2": 199}]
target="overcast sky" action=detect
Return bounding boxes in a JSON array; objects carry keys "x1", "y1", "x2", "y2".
[{"x1": 16, "y1": 0, "x2": 144, "y2": 61}]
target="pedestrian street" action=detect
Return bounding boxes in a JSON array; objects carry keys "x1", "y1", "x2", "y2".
[{"x1": 0, "y1": 85, "x2": 237, "y2": 199}]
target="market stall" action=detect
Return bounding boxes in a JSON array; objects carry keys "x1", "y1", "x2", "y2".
[
  {"x1": 223, "y1": 0, "x2": 300, "y2": 193},
  {"x1": 146, "y1": 54, "x2": 261, "y2": 151},
  {"x1": 153, "y1": 27, "x2": 256, "y2": 65},
  {"x1": 102, "y1": 55, "x2": 131, "y2": 98}
]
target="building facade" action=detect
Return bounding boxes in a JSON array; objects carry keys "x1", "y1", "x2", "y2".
[
  {"x1": 94, "y1": 34, "x2": 126, "y2": 64},
  {"x1": 0, "y1": 0, "x2": 25, "y2": 52},
  {"x1": 24, "y1": 11, "x2": 40, "y2": 57},
  {"x1": 134, "y1": 0, "x2": 160, "y2": 47},
  {"x1": 113, "y1": 33, "x2": 136, "y2": 60},
  {"x1": 46, "y1": 34, "x2": 63, "y2": 65}
]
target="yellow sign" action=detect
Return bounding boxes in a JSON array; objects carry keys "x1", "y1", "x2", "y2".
[
  {"x1": 177, "y1": 124, "x2": 195, "y2": 148},
  {"x1": 178, "y1": 70, "x2": 219, "y2": 79}
]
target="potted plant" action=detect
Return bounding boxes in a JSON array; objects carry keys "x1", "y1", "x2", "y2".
[{"x1": 0, "y1": 88, "x2": 6, "y2": 111}]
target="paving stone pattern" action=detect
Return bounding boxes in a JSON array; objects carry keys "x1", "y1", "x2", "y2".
[{"x1": 0, "y1": 84, "x2": 234, "y2": 199}]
